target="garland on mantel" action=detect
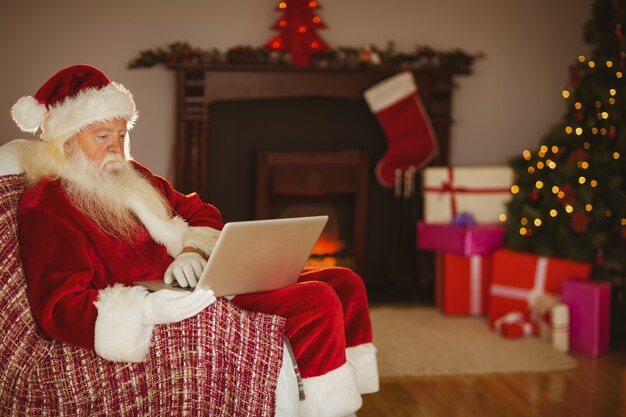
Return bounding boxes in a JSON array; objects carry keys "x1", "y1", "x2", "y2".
[{"x1": 128, "y1": 41, "x2": 484, "y2": 72}]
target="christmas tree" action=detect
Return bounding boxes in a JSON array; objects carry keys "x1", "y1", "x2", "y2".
[
  {"x1": 505, "y1": 0, "x2": 626, "y2": 279},
  {"x1": 265, "y1": 0, "x2": 332, "y2": 67}
]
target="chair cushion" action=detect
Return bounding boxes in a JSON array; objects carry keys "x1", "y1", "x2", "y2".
[{"x1": 0, "y1": 175, "x2": 286, "y2": 416}]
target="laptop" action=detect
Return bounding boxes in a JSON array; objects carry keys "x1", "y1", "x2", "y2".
[{"x1": 134, "y1": 215, "x2": 328, "y2": 297}]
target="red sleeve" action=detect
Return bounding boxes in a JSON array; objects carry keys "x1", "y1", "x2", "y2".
[
  {"x1": 131, "y1": 161, "x2": 224, "y2": 231},
  {"x1": 18, "y1": 182, "x2": 99, "y2": 350}
]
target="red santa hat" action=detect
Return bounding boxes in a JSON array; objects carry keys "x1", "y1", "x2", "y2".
[{"x1": 11, "y1": 64, "x2": 138, "y2": 143}]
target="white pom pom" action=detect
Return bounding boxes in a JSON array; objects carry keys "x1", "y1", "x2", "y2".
[{"x1": 11, "y1": 96, "x2": 45, "y2": 133}]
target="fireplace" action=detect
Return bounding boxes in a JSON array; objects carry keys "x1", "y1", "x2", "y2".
[
  {"x1": 169, "y1": 64, "x2": 468, "y2": 302},
  {"x1": 256, "y1": 151, "x2": 368, "y2": 272}
]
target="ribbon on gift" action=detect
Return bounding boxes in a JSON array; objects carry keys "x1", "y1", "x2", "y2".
[
  {"x1": 493, "y1": 311, "x2": 525, "y2": 331},
  {"x1": 424, "y1": 167, "x2": 511, "y2": 217},
  {"x1": 494, "y1": 311, "x2": 536, "y2": 338},
  {"x1": 489, "y1": 256, "x2": 549, "y2": 316},
  {"x1": 537, "y1": 301, "x2": 570, "y2": 352},
  {"x1": 469, "y1": 255, "x2": 482, "y2": 315},
  {"x1": 538, "y1": 297, "x2": 569, "y2": 335},
  {"x1": 541, "y1": 311, "x2": 569, "y2": 332}
]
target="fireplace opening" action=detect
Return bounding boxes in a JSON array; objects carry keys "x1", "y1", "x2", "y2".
[
  {"x1": 278, "y1": 203, "x2": 354, "y2": 269},
  {"x1": 205, "y1": 96, "x2": 431, "y2": 302},
  {"x1": 256, "y1": 151, "x2": 367, "y2": 271}
]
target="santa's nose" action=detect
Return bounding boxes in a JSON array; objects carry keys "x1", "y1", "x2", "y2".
[{"x1": 107, "y1": 138, "x2": 123, "y2": 154}]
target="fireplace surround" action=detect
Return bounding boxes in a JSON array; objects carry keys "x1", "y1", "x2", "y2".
[{"x1": 168, "y1": 64, "x2": 468, "y2": 301}]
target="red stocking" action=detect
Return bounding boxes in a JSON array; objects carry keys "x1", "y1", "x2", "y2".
[{"x1": 364, "y1": 71, "x2": 437, "y2": 188}]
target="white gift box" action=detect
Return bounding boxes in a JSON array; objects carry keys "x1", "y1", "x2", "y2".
[
  {"x1": 534, "y1": 293, "x2": 570, "y2": 352},
  {"x1": 423, "y1": 166, "x2": 513, "y2": 224}
]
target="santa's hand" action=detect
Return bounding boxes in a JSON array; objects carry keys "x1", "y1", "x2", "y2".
[
  {"x1": 142, "y1": 288, "x2": 216, "y2": 325},
  {"x1": 164, "y1": 252, "x2": 206, "y2": 288}
]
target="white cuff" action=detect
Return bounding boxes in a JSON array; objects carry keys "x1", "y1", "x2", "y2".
[
  {"x1": 93, "y1": 284, "x2": 154, "y2": 362},
  {"x1": 363, "y1": 71, "x2": 417, "y2": 112},
  {"x1": 298, "y1": 362, "x2": 362, "y2": 417},
  {"x1": 183, "y1": 226, "x2": 221, "y2": 257},
  {"x1": 346, "y1": 343, "x2": 380, "y2": 394}
]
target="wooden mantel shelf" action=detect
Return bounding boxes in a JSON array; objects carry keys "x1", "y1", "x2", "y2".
[{"x1": 168, "y1": 64, "x2": 469, "y2": 199}]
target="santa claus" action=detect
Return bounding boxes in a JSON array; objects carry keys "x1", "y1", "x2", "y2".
[{"x1": 10, "y1": 64, "x2": 378, "y2": 417}]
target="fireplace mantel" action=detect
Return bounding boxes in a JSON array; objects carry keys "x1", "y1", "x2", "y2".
[{"x1": 168, "y1": 64, "x2": 468, "y2": 199}]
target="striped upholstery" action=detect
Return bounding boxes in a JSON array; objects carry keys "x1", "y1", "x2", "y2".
[{"x1": 0, "y1": 174, "x2": 285, "y2": 416}]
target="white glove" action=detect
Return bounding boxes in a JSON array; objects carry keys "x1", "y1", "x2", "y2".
[
  {"x1": 164, "y1": 252, "x2": 206, "y2": 288},
  {"x1": 142, "y1": 288, "x2": 216, "y2": 325}
]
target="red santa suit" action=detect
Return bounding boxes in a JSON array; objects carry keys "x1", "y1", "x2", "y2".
[
  {"x1": 19, "y1": 162, "x2": 378, "y2": 417},
  {"x1": 13, "y1": 63, "x2": 378, "y2": 417}
]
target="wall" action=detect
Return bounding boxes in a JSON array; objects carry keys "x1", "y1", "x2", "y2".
[{"x1": 0, "y1": 0, "x2": 592, "y2": 181}]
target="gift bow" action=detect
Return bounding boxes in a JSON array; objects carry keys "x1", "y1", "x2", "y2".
[
  {"x1": 425, "y1": 167, "x2": 511, "y2": 217},
  {"x1": 493, "y1": 311, "x2": 525, "y2": 330},
  {"x1": 494, "y1": 311, "x2": 535, "y2": 337}
]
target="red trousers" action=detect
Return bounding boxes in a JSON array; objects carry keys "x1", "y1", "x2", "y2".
[{"x1": 232, "y1": 267, "x2": 372, "y2": 378}]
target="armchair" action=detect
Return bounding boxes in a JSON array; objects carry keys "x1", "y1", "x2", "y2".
[{"x1": 0, "y1": 145, "x2": 299, "y2": 416}]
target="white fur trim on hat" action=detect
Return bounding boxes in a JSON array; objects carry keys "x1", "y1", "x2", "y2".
[
  {"x1": 41, "y1": 82, "x2": 138, "y2": 142},
  {"x1": 298, "y1": 362, "x2": 362, "y2": 417},
  {"x1": 11, "y1": 96, "x2": 46, "y2": 133},
  {"x1": 346, "y1": 343, "x2": 380, "y2": 394},
  {"x1": 93, "y1": 284, "x2": 154, "y2": 362}
]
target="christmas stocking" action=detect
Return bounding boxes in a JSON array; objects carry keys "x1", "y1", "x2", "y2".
[{"x1": 364, "y1": 71, "x2": 437, "y2": 188}]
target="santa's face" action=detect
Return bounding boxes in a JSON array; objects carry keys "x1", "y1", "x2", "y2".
[{"x1": 69, "y1": 119, "x2": 128, "y2": 172}]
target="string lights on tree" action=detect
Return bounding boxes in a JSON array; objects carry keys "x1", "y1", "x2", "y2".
[
  {"x1": 505, "y1": 0, "x2": 626, "y2": 278},
  {"x1": 265, "y1": 0, "x2": 332, "y2": 67}
]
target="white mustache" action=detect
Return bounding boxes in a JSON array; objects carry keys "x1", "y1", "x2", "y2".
[{"x1": 99, "y1": 153, "x2": 127, "y2": 170}]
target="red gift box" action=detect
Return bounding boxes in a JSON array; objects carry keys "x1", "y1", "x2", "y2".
[
  {"x1": 493, "y1": 311, "x2": 538, "y2": 339},
  {"x1": 488, "y1": 249, "x2": 591, "y2": 325},
  {"x1": 441, "y1": 252, "x2": 491, "y2": 316}
]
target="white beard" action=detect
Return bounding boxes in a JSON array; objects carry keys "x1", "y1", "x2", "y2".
[{"x1": 59, "y1": 147, "x2": 172, "y2": 241}]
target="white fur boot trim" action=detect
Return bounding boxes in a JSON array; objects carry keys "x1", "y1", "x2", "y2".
[
  {"x1": 346, "y1": 343, "x2": 380, "y2": 394},
  {"x1": 93, "y1": 284, "x2": 154, "y2": 362},
  {"x1": 298, "y1": 362, "x2": 362, "y2": 417}
]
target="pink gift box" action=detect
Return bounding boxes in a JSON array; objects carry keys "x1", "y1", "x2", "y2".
[
  {"x1": 417, "y1": 222, "x2": 505, "y2": 256},
  {"x1": 562, "y1": 279, "x2": 611, "y2": 356}
]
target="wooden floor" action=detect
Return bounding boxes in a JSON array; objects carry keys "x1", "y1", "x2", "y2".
[{"x1": 358, "y1": 347, "x2": 626, "y2": 417}]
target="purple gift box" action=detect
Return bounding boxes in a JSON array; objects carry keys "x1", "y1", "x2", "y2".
[
  {"x1": 562, "y1": 279, "x2": 611, "y2": 356},
  {"x1": 416, "y1": 221, "x2": 505, "y2": 256}
]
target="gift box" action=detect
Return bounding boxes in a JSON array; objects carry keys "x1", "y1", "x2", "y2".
[
  {"x1": 417, "y1": 221, "x2": 505, "y2": 256},
  {"x1": 441, "y1": 252, "x2": 491, "y2": 316},
  {"x1": 535, "y1": 293, "x2": 569, "y2": 352},
  {"x1": 562, "y1": 279, "x2": 611, "y2": 356},
  {"x1": 493, "y1": 311, "x2": 538, "y2": 339},
  {"x1": 423, "y1": 166, "x2": 513, "y2": 224},
  {"x1": 488, "y1": 249, "x2": 591, "y2": 325}
]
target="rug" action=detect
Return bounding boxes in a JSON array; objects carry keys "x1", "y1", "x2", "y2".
[{"x1": 371, "y1": 306, "x2": 576, "y2": 377}]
